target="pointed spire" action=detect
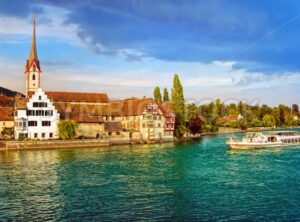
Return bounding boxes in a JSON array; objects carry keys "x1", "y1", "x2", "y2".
[
  {"x1": 25, "y1": 14, "x2": 41, "y2": 73},
  {"x1": 28, "y1": 14, "x2": 38, "y2": 61}
]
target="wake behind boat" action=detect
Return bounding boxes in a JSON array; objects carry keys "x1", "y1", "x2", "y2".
[{"x1": 226, "y1": 131, "x2": 300, "y2": 150}]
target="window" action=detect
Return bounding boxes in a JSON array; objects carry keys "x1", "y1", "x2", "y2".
[
  {"x1": 158, "y1": 123, "x2": 161, "y2": 127},
  {"x1": 39, "y1": 96, "x2": 41, "y2": 100},
  {"x1": 33, "y1": 102, "x2": 47, "y2": 108},
  {"x1": 32, "y1": 74, "x2": 35, "y2": 80},
  {"x1": 27, "y1": 110, "x2": 35, "y2": 116},
  {"x1": 116, "y1": 132, "x2": 121, "y2": 135},
  {"x1": 28, "y1": 121, "x2": 37, "y2": 127},
  {"x1": 45, "y1": 110, "x2": 53, "y2": 116},
  {"x1": 3, "y1": 122, "x2": 5, "y2": 127},
  {"x1": 42, "y1": 133, "x2": 45, "y2": 138},
  {"x1": 49, "y1": 133, "x2": 53, "y2": 138},
  {"x1": 108, "y1": 132, "x2": 112, "y2": 136},
  {"x1": 42, "y1": 121, "x2": 51, "y2": 127},
  {"x1": 34, "y1": 133, "x2": 38, "y2": 138},
  {"x1": 112, "y1": 116, "x2": 115, "y2": 121}
]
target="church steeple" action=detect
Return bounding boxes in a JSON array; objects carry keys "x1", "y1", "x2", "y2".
[
  {"x1": 25, "y1": 15, "x2": 41, "y2": 73},
  {"x1": 25, "y1": 15, "x2": 41, "y2": 97},
  {"x1": 29, "y1": 15, "x2": 38, "y2": 62}
]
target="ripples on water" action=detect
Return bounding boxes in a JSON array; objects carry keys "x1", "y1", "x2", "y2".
[{"x1": 0, "y1": 133, "x2": 300, "y2": 221}]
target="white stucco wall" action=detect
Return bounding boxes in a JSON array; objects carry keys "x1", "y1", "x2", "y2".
[{"x1": 14, "y1": 88, "x2": 60, "y2": 140}]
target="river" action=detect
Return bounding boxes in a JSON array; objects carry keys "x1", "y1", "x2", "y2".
[{"x1": 0, "y1": 132, "x2": 300, "y2": 221}]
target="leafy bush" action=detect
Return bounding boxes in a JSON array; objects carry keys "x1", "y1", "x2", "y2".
[
  {"x1": 18, "y1": 133, "x2": 25, "y2": 141},
  {"x1": 250, "y1": 119, "x2": 263, "y2": 127},
  {"x1": 58, "y1": 120, "x2": 77, "y2": 139}
]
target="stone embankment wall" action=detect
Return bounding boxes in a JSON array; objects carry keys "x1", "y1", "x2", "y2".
[
  {"x1": 0, "y1": 137, "x2": 175, "y2": 151},
  {"x1": 1, "y1": 139, "x2": 109, "y2": 150}
]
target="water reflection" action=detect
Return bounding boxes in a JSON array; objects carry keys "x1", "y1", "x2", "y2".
[{"x1": 0, "y1": 134, "x2": 299, "y2": 221}]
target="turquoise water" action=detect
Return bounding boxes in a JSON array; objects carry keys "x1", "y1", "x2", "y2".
[{"x1": 0, "y1": 133, "x2": 300, "y2": 221}]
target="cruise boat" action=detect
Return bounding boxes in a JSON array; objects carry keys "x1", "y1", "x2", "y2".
[{"x1": 226, "y1": 131, "x2": 300, "y2": 150}]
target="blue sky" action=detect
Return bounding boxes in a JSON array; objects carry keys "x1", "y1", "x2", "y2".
[{"x1": 0, "y1": 0, "x2": 300, "y2": 106}]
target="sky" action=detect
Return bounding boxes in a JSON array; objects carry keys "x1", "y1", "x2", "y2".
[{"x1": 0, "y1": 0, "x2": 300, "y2": 106}]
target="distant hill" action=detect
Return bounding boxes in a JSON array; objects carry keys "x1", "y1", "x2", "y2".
[{"x1": 0, "y1": 86, "x2": 24, "y2": 97}]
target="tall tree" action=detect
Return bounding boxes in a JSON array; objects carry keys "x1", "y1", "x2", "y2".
[
  {"x1": 263, "y1": 114, "x2": 276, "y2": 127},
  {"x1": 153, "y1": 86, "x2": 162, "y2": 103},
  {"x1": 171, "y1": 74, "x2": 185, "y2": 137},
  {"x1": 292, "y1": 104, "x2": 299, "y2": 116},
  {"x1": 163, "y1": 87, "x2": 169, "y2": 101},
  {"x1": 187, "y1": 103, "x2": 202, "y2": 134}
]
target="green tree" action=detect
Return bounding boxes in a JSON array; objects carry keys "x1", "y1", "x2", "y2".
[
  {"x1": 163, "y1": 87, "x2": 169, "y2": 101},
  {"x1": 215, "y1": 99, "x2": 225, "y2": 117},
  {"x1": 171, "y1": 74, "x2": 186, "y2": 137},
  {"x1": 250, "y1": 118, "x2": 263, "y2": 127},
  {"x1": 18, "y1": 133, "x2": 25, "y2": 141},
  {"x1": 263, "y1": 114, "x2": 276, "y2": 127},
  {"x1": 153, "y1": 86, "x2": 162, "y2": 103},
  {"x1": 292, "y1": 104, "x2": 299, "y2": 116},
  {"x1": 58, "y1": 120, "x2": 77, "y2": 139},
  {"x1": 187, "y1": 103, "x2": 202, "y2": 134},
  {"x1": 259, "y1": 104, "x2": 272, "y2": 119},
  {"x1": 187, "y1": 103, "x2": 199, "y2": 120}
]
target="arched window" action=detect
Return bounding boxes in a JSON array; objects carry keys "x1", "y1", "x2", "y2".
[{"x1": 32, "y1": 74, "x2": 35, "y2": 81}]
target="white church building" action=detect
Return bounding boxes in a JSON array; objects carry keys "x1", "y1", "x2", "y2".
[
  {"x1": 14, "y1": 88, "x2": 60, "y2": 139},
  {"x1": 14, "y1": 17, "x2": 59, "y2": 140}
]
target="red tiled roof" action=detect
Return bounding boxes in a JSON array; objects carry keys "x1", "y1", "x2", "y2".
[
  {"x1": 27, "y1": 91, "x2": 109, "y2": 103},
  {"x1": 121, "y1": 98, "x2": 155, "y2": 116},
  {"x1": 54, "y1": 98, "x2": 156, "y2": 118},
  {"x1": 0, "y1": 96, "x2": 14, "y2": 107},
  {"x1": 159, "y1": 102, "x2": 175, "y2": 116},
  {"x1": 14, "y1": 97, "x2": 28, "y2": 109},
  {"x1": 46, "y1": 91, "x2": 109, "y2": 103},
  {"x1": 0, "y1": 107, "x2": 14, "y2": 121}
]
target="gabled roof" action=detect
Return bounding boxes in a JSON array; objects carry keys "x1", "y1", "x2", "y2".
[
  {"x1": 14, "y1": 97, "x2": 28, "y2": 109},
  {"x1": 159, "y1": 102, "x2": 175, "y2": 116},
  {"x1": 27, "y1": 91, "x2": 109, "y2": 103},
  {"x1": 0, "y1": 107, "x2": 14, "y2": 121},
  {"x1": 121, "y1": 98, "x2": 155, "y2": 116}
]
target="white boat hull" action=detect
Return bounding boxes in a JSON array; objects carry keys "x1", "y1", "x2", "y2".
[{"x1": 227, "y1": 142, "x2": 300, "y2": 150}]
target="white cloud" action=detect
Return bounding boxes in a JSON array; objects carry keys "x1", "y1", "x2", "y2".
[{"x1": 0, "y1": 5, "x2": 80, "y2": 45}]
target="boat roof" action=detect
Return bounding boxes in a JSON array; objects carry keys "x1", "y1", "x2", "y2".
[
  {"x1": 245, "y1": 131, "x2": 299, "y2": 136},
  {"x1": 263, "y1": 131, "x2": 299, "y2": 135}
]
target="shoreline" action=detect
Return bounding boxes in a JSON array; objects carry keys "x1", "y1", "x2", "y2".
[
  {"x1": 1, "y1": 127, "x2": 299, "y2": 151},
  {"x1": 0, "y1": 138, "x2": 175, "y2": 152}
]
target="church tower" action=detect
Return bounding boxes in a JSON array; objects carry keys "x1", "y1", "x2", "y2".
[{"x1": 25, "y1": 16, "x2": 41, "y2": 98}]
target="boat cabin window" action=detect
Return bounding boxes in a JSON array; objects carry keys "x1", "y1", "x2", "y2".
[{"x1": 268, "y1": 137, "x2": 277, "y2": 142}]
